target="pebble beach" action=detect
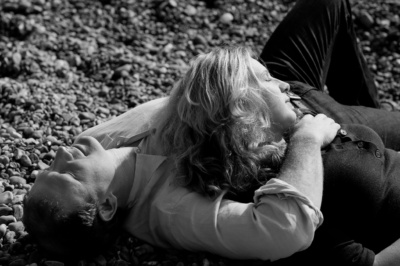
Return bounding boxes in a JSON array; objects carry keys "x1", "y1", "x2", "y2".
[{"x1": 0, "y1": 0, "x2": 400, "y2": 265}]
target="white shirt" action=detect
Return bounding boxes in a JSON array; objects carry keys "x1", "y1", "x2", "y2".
[{"x1": 77, "y1": 97, "x2": 323, "y2": 261}]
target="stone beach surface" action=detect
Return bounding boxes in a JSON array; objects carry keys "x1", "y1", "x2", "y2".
[{"x1": 0, "y1": 0, "x2": 400, "y2": 265}]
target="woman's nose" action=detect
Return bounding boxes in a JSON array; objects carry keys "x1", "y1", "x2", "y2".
[{"x1": 278, "y1": 80, "x2": 290, "y2": 92}]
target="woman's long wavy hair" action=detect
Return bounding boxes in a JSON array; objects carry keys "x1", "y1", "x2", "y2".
[{"x1": 161, "y1": 46, "x2": 287, "y2": 199}]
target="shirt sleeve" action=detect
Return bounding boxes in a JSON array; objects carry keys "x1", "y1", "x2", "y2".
[{"x1": 165, "y1": 178, "x2": 323, "y2": 261}]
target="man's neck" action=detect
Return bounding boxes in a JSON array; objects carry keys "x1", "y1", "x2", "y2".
[{"x1": 107, "y1": 147, "x2": 137, "y2": 209}]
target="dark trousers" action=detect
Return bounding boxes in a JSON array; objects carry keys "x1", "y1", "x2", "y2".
[{"x1": 258, "y1": 0, "x2": 400, "y2": 151}]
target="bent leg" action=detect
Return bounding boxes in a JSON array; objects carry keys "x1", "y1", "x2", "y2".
[{"x1": 260, "y1": 0, "x2": 379, "y2": 108}]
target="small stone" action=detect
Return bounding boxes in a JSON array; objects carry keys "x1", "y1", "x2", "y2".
[
  {"x1": 9, "y1": 258, "x2": 26, "y2": 266},
  {"x1": 0, "y1": 155, "x2": 10, "y2": 166},
  {"x1": 37, "y1": 161, "x2": 50, "y2": 170},
  {"x1": 44, "y1": 261, "x2": 65, "y2": 266},
  {"x1": 185, "y1": 5, "x2": 197, "y2": 16},
  {"x1": 193, "y1": 35, "x2": 208, "y2": 46},
  {"x1": 93, "y1": 255, "x2": 107, "y2": 266},
  {"x1": 79, "y1": 112, "x2": 96, "y2": 121},
  {"x1": 12, "y1": 194, "x2": 24, "y2": 204},
  {"x1": 0, "y1": 215, "x2": 17, "y2": 225},
  {"x1": 54, "y1": 59, "x2": 70, "y2": 77},
  {"x1": 12, "y1": 53, "x2": 22, "y2": 69},
  {"x1": 112, "y1": 260, "x2": 129, "y2": 266},
  {"x1": 20, "y1": 154, "x2": 32, "y2": 167},
  {"x1": 358, "y1": 10, "x2": 374, "y2": 28},
  {"x1": 0, "y1": 206, "x2": 13, "y2": 216},
  {"x1": 99, "y1": 85, "x2": 110, "y2": 97},
  {"x1": 10, "y1": 131, "x2": 22, "y2": 139},
  {"x1": 97, "y1": 107, "x2": 110, "y2": 115},
  {"x1": 9, "y1": 176, "x2": 27, "y2": 186},
  {"x1": 23, "y1": 127, "x2": 34, "y2": 138},
  {"x1": 5, "y1": 230, "x2": 16, "y2": 243},
  {"x1": 0, "y1": 191, "x2": 13, "y2": 204},
  {"x1": 46, "y1": 136, "x2": 61, "y2": 145},
  {"x1": 13, "y1": 205, "x2": 23, "y2": 221},
  {"x1": 29, "y1": 153, "x2": 40, "y2": 164},
  {"x1": 31, "y1": 131, "x2": 43, "y2": 139},
  {"x1": 8, "y1": 221, "x2": 25, "y2": 233},
  {"x1": 168, "y1": 0, "x2": 177, "y2": 7},
  {"x1": 30, "y1": 170, "x2": 39, "y2": 179},
  {"x1": 220, "y1": 13, "x2": 234, "y2": 24},
  {"x1": 0, "y1": 224, "x2": 6, "y2": 238},
  {"x1": 111, "y1": 64, "x2": 132, "y2": 80}
]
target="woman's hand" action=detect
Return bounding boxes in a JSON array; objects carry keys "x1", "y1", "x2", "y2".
[{"x1": 291, "y1": 114, "x2": 340, "y2": 149}]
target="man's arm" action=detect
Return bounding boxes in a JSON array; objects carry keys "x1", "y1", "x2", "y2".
[
  {"x1": 163, "y1": 114, "x2": 340, "y2": 261},
  {"x1": 279, "y1": 114, "x2": 340, "y2": 208},
  {"x1": 374, "y1": 238, "x2": 400, "y2": 266}
]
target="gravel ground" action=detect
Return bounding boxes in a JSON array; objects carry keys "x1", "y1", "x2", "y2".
[{"x1": 0, "y1": 0, "x2": 399, "y2": 265}]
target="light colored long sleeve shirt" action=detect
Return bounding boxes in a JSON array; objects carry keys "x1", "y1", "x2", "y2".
[{"x1": 78, "y1": 97, "x2": 323, "y2": 261}]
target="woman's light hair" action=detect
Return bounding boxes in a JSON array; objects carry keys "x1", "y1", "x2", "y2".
[{"x1": 161, "y1": 46, "x2": 287, "y2": 198}]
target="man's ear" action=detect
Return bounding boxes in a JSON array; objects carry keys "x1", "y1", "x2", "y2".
[{"x1": 98, "y1": 193, "x2": 118, "y2": 222}]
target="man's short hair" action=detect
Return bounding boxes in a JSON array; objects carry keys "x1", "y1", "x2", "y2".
[{"x1": 22, "y1": 190, "x2": 126, "y2": 260}]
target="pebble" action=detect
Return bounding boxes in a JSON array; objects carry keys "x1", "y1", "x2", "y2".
[
  {"x1": 46, "y1": 136, "x2": 61, "y2": 145},
  {"x1": 193, "y1": 35, "x2": 208, "y2": 46},
  {"x1": 79, "y1": 112, "x2": 96, "y2": 121},
  {"x1": 185, "y1": 5, "x2": 197, "y2": 16},
  {"x1": 0, "y1": 215, "x2": 17, "y2": 225},
  {"x1": 220, "y1": 13, "x2": 234, "y2": 24},
  {"x1": 112, "y1": 64, "x2": 132, "y2": 80},
  {"x1": 358, "y1": 10, "x2": 374, "y2": 28},
  {"x1": 30, "y1": 170, "x2": 39, "y2": 179},
  {"x1": 31, "y1": 130, "x2": 43, "y2": 139},
  {"x1": 0, "y1": 191, "x2": 14, "y2": 205},
  {"x1": 22, "y1": 127, "x2": 34, "y2": 138},
  {"x1": 13, "y1": 205, "x2": 23, "y2": 221},
  {"x1": 37, "y1": 161, "x2": 50, "y2": 170},
  {"x1": 42, "y1": 150, "x2": 56, "y2": 161},
  {"x1": 10, "y1": 132, "x2": 23, "y2": 139},
  {"x1": 9, "y1": 259, "x2": 26, "y2": 266},
  {"x1": 44, "y1": 261, "x2": 65, "y2": 266},
  {"x1": 0, "y1": 206, "x2": 13, "y2": 216},
  {"x1": 0, "y1": 224, "x2": 6, "y2": 238},
  {"x1": 5, "y1": 230, "x2": 17, "y2": 243},
  {"x1": 9, "y1": 176, "x2": 27, "y2": 186},
  {"x1": 14, "y1": 149, "x2": 25, "y2": 160},
  {"x1": 93, "y1": 255, "x2": 107, "y2": 266},
  {"x1": 19, "y1": 155, "x2": 32, "y2": 167},
  {"x1": 97, "y1": 107, "x2": 110, "y2": 115},
  {"x1": 13, "y1": 195, "x2": 25, "y2": 204},
  {"x1": 29, "y1": 153, "x2": 39, "y2": 164},
  {"x1": 8, "y1": 221, "x2": 25, "y2": 233},
  {"x1": 0, "y1": 155, "x2": 10, "y2": 166}
]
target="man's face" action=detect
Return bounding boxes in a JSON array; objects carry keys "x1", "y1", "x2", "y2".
[
  {"x1": 249, "y1": 58, "x2": 297, "y2": 135},
  {"x1": 29, "y1": 136, "x2": 116, "y2": 212}
]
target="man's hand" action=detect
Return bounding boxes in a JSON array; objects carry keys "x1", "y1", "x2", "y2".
[{"x1": 291, "y1": 114, "x2": 340, "y2": 149}]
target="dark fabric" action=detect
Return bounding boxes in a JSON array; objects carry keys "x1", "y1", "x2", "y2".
[
  {"x1": 259, "y1": 0, "x2": 380, "y2": 108},
  {"x1": 271, "y1": 124, "x2": 400, "y2": 266},
  {"x1": 289, "y1": 81, "x2": 400, "y2": 151}
]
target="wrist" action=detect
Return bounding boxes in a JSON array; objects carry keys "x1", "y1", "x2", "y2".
[{"x1": 290, "y1": 132, "x2": 321, "y2": 147}]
